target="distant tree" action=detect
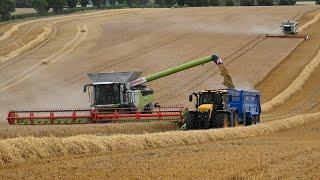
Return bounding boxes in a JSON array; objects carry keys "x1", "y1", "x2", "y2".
[
  {"x1": 80, "y1": 0, "x2": 88, "y2": 7},
  {"x1": 16, "y1": 0, "x2": 31, "y2": 8},
  {"x1": 225, "y1": 0, "x2": 235, "y2": 6},
  {"x1": 210, "y1": 0, "x2": 220, "y2": 6},
  {"x1": 256, "y1": 0, "x2": 273, "y2": 5},
  {"x1": 67, "y1": 0, "x2": 77, "y2": 8},
  {"x1": 316, "y1": 0, "x2": 320, "y2": 4},
  {"x1": 240, "y1": 0, "x2": 255, "y2": 6},
  {"x1": 177, "y1": 0, "x2": 184, "y2": 6},
  {"x1": 92, "y1": 0, "x2": 103, "y2": 7},
  {"x1": 31, "y1": 0, "x2": 49, "y2": 14},
  {"x1": 47, "y1": 0, "x2": 66, "y2": 13},
  {"x1": 277, "y1": 0, "x2": 289, "y2": 5},
  {"x1": 288, "y1": 0, "x2": 296, "y2": 5},
  {"x1": 155, "y1": 0, "x2": 165, "y2": 6},
  {"x1": 106, "y1": 0, "x2": 115, "y2": 5},
  {"x1": 155, "y1": 0, "x2": 176, "y2": 6},
  {"x1": 196, "y1": 0, "x2": 209, "y2": 6},
  {"x1": 0, "y1": 0, "x2": 15, "y2": 20},
  {"x1": 185, "y1": 0, "x2": 211, "y2": 6},
  {"x1": 184, "y1": 0, "x2": 196, "y2": 6}
]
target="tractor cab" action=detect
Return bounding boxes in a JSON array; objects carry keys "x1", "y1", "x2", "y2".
[{"x1": 189, "y1": 90, "x2": 228, "y2": 113}]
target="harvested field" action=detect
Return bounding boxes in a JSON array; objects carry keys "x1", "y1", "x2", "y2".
[
  {"x1": 0, "y1": 121, "x2": 180, "y2": 139},
  {"x1": 1, "y1": 6, "x2": 320, "y2": 178},
  {"x1": 1, "y1": 112, "x2": 319, "y2": 164},
  {"x1": 1, "y1": 120, "x2": 319, "y2": 179}
]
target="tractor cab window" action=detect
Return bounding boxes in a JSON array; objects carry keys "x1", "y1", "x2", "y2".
[
  {"x1": 94, "y1": 84, "x2": 120, "y2": 105},
  {"x1": 199, "y1": 92, "x2": 223, "y2": 109}
]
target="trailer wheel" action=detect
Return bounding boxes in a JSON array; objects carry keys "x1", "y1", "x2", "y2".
[
  {"x1": 245, "y1": 116, "x2": 253, "y2": 126},
  {"x1": 233, "y1": 112, "x2": 239, "y2": 127},
  {"x1": 253, "y1": 115, "x2": 260, "y2": 124},
  {"x1": 256, "y1": 115, "x2": 260, "y2": 124},
  {"x1": 213, "y1": 112, "x2": 229, "y2": 128},
  {"x1": 186, "y1": 111, "x2": 197, "y2": 130}
]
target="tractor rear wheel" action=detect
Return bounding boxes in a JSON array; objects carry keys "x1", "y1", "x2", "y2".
[
  {"x1": 186, "y1": 111, "x2": 197, "y2": 130},
  {"x1": 212, "y1": 112, "x2": 229, "y2": 128}
]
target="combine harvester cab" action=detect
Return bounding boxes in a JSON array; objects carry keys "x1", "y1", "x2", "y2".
[{"x1": 186, "y1": 89, "x2": 261, "y2": 130}]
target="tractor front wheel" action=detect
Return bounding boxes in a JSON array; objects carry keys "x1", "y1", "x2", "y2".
[{"x1": 186, "y1": 111, "x2": 197, "y2": 130}]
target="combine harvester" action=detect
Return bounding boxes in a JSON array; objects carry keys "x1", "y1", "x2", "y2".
[
  {"x1": 7, "y1": 54, "x2": 261, "y2": 130},
  {"x1": 266, "y1": 21, "x2": 308, "y2": 40}
]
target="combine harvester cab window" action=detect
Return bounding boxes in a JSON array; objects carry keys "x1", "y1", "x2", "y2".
[
  {"x1": 94, "y1": 84, "x2": 120, "y2": 105},
  {"x1": 283, "y1": 26, "x2": 291, "y2": 32}
]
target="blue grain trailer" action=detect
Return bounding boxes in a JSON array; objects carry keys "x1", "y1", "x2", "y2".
[{"x1": 186, "y1": 89, "x2": 261, "y2": 130}]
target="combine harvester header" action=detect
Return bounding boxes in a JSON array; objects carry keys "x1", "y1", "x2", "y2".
[{"x1": 8, "y1": 54, "x2": 234, "y2": 125}]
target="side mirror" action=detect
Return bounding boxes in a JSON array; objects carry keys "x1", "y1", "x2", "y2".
[{"x1": 189, "y1": 95, "x2": 193, "y2": 102}]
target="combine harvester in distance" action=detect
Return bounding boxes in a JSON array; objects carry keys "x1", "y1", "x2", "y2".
[{"x1": 266, "y1": 21, "x2": 308, "y2": 40}]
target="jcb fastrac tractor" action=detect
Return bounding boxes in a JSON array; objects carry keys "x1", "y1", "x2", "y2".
[{"x1": 186, "y1": 89, "x2": 261, "y2": 130}]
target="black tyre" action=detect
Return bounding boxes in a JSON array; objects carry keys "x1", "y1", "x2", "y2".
[
  {"x1": 245, "y1": 116, "x2": 253, "y2": 126},
  {"x1": 232, "y1": 112, "x2": 239, "y2": 127},
  {"x1": 198, "y1": 112, "x2": 209, "y2": 129},
  {"x1": 186, "y1": 111, "x2": 197, "y2": 130},
  {"x1": 256, "y1": 115, "x2": 261, "y2": 124},
  {"x1": 212, "y1": 112, "x2": 229, "y2": 128}
]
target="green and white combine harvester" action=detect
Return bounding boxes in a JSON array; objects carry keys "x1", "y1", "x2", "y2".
[{"x1": 7, "y1": 53, "x2": 260, "y2": 130}]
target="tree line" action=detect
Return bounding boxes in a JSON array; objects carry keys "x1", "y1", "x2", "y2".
[{"x1": 1, "y1": 0, "x2": 318, "y2": 21}]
